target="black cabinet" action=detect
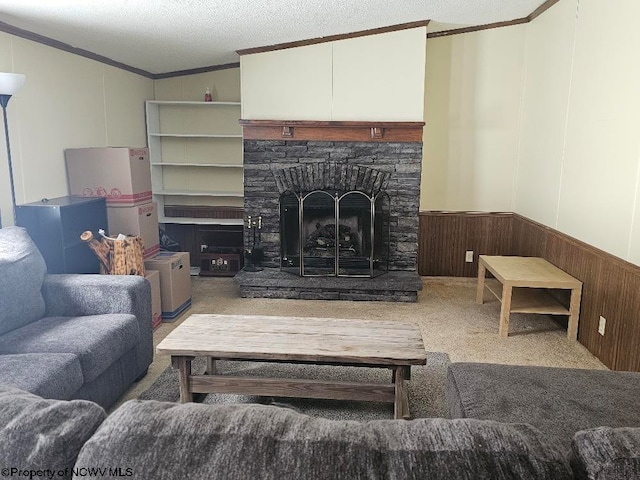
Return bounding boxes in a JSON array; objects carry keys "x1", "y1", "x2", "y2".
[
  {"x1": 164, "y1": 223, "x2": 244, "y2": 275},
  {"x1": 15, "y1": 196, "x2": 108, "y2": 274}
]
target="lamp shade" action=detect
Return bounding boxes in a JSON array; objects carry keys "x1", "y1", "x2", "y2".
[{"x1": 0, "y1": 73, "x2": 25, "y2": 96}]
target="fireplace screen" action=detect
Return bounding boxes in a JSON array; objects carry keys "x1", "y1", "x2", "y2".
[{"x1": 280, "y1": 190, "x2": 390, "y2": 277}]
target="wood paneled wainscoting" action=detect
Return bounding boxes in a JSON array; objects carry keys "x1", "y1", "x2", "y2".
[{"x1": 418, "y1": 211, "x2": 640, "y2": 372}]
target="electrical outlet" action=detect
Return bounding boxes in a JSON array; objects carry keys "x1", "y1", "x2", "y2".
[
  {"x1": 465, "y1": 250, "x2": 474, "y2": 263},
  {"x1": 598, "y1": 316, "x2": 606, "y2": 336}
]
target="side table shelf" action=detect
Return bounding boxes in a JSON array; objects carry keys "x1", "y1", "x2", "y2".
[{"x1": 484, "y1": 279, "x2": 571, "y2": 315}]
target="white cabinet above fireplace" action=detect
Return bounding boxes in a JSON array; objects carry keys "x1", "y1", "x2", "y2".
[{"x1": 145, "y1": 100, "x2": 244, "y2": 225}]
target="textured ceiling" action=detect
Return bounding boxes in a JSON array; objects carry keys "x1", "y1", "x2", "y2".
[{"x1": 0, "y1": 0, "x2": 546, "y2": 75}]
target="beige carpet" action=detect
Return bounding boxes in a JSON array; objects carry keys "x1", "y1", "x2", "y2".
[{"x1": 113, "y1": 275, "x2": 606, "y2": 411}]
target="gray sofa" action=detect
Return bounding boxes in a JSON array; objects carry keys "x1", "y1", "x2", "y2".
[
  {"x1": 0, "y1": 226, "x2": 152, "y2": 409},
  {"x1": 447, "y1": 362, "x2": 640, "y2": 478},
  {"x1": 1, "y1": 385, "x2": 639, "y2": 480}
]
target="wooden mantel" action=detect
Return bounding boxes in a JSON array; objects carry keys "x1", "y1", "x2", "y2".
[{"x1": 240, "y1": 120, "x2": 425, "y2": 143}]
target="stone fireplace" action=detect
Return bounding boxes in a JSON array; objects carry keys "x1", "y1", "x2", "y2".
[{"x1": 235, "y1": 120, "x2": 424, "y2": 301}]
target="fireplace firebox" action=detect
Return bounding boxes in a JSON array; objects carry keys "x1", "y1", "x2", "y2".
[{"x1": 280, "y1": 189, "x2": 390, "y2": 277}]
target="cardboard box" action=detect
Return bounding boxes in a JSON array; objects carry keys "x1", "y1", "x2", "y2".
[
  {"x1": 145, "y1": 269, "x2": 162, "y2": 330},
  {"x1": 107, "y1": 202, "x2": 160, "y2": 259},
  {"x1": 65, "y1": 147, "x2": 152, "y2": 206},
  {"x1": 144, "y1": 252, "x2": 191, "y2": 321}
]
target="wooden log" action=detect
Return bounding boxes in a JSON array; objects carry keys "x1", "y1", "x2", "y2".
[
  {"x1": 80, "y1": 231, "x2": 111, "y2": 272},
  {"x1": 81, "y1": 230, "x2": 145, "y2": 276}
]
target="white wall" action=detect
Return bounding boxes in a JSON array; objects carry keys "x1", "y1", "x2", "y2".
[
  {"x1": 514, "y1": 0, "x2": 577, "y2": 227},
  {"x1": 423, "y1": 0, "x2": 640, "y2": 266},
  {"x1": 0, "y1": 32, "x2": 153, "y2": 226},
  {"x1": 421, "y1": 25, "x2": 526, "y2": 211},
  {"x1": 515, "y1": 0, "x2": 640, "y2": 264},
  {"x1": 241, "y1": 28, "x2": 427, "y2": 121}
]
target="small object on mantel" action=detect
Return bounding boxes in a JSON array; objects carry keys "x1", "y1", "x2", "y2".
[
  {"x1": 371, "y1": 127, "x2": 384, "y2": 139},
  {"x1": 204, "y1": 88, "x2": 212, "y2": 102}
]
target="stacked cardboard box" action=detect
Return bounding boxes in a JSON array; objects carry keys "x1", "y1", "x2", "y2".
[
  {"x1": 66, "y1": 147, "x2": 192, "y2": 324},
  {"x1": 145, "y1": 269, "x2": 162, "y2": 330},
  {"x1": 144, "y1": 252, "x2": 192, "y2": 321},
  {"x1": 65, "y1": 147, "x2": 159, "y2": 258}
]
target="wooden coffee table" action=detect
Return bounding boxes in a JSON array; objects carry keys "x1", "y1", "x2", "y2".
[{"x1": 156, "y1": 314, "x2": 427, "y2": 419}]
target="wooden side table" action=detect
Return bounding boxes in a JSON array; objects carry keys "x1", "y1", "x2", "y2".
[{"x1": 476, "y1": 256, "x2": 582, "y2": 340}]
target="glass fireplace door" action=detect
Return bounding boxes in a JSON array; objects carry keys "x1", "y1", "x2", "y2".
[
  {"x1": 337, "y1": 191, "x2": 371, "y2": 276},
  {"x1": 280, "y1": 192, "x2": 300, "y2": 275},
  {"x1": 301, "y1": 191, "x2": 336, "y2": 276}
]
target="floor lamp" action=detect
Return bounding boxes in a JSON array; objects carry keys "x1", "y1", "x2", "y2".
[{"x1": 0, "y1": 72, "x2": 26, "y2": 226}]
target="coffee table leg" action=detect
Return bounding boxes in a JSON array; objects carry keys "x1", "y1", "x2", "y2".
[
  {"x1": 393, "y1": 367, "x2": 410, "y2": 420},
  {"x1": 499, "y1": 285, "x2": 513, "y2": 338},
  {"x1": 567, "y1": 287, "x2": 582, "y2": 341},
  {"x1": 476, "y1": 263, "x2": 487, "y2": 304},
  {"x1": 172, "y1": 356, "x2": 193, "y2": 403},
  {"x1": 206, "y1": 357, "x2": 217, "y2": 375}
]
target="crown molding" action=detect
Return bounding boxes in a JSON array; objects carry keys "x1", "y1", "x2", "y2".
[
  {"x1": 236, "y1": 20, "x2": 430, "y2": 56},
  {"x1": 427, "y1": 0, "x2": 560, "y2": 39}
]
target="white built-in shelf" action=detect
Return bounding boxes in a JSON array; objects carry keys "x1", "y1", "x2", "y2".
[
  {"x1": 147, "y1": 101, "x2": 241, "y2": 106},
  {"x1": 158, "y1": 216, "x2": 244, "y2": 226},
  {"x1": 145, "y1": 99, "x2": 244, "y2": 225},
  {"x1": 155, "y1": 189, "x2": 244, "y2": 197},
  {"x1": 151, "y1": 163, "x2": 243, "y2": 168}
]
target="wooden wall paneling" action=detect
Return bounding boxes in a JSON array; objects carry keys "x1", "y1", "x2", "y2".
[
  {"x1": 482, "y1": 214, "x2": 512, "y2": 260},
  {"x1": 593, "y1": 260, "x2": 624, "y2": 369},
  {"x1": 511, "y1": 215, "x2": 548, "y2": 257},
  {"x1": 615, "y1": 269, "x2": 640, "y2": 371},
  {"x1": 418, "y1": 212, "x2": 512, "y2": 276},
  {"x1": 418, "y1": 213, "x2": 456, "y2": 276},
  {"x1": 164, "y1": 224, "x2": 199, "y2": 266},
  {"x1": 544, "y1": 232, "x2": 613, "y2": 367},
  {"x1": 464, "y1": 214, "x2": 513, "y2": 276}
]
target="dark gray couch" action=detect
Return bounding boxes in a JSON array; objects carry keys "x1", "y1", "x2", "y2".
[
  {"x1": 0, "y1": 386, "x2": 573, "y2": 480},
  {"x1": 0, "y1": 226, "x2": 152, "y2": 409},
  {"x1": 447, "y1": 362, "x2": 640, "y2": 478},
  {"x1": 2, "y1": 385, "x2": 638, "y2": 480}
]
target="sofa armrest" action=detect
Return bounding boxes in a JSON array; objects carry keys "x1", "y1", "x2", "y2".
[
  {"x1": 42, "y1": 274, "x2": 153, "y2": 376},
  {"x1": 571, "y1": 427, "x2": 640, "y2": 480}
]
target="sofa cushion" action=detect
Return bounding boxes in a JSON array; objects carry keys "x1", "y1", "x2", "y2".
[
  {"x1": 0, "y1": 386, "x2": 106, "y2": 480},
  {"x1": 0, "y1": 226, "x2": 47, "y2": 336},
  {"x1": 0, "y1": 353, "x2": 83, "y2": 399},
  {"x1": 446, "y1": 362, "x2": 640, "y2": 452},
  {"x1": 75, "y1": 400, "x2": 572, "y2": 480},
  {"x1": 570, "y1": 427, "x2": 640, "y2": 480},
  {"x1": 0, "y1": 314, "x2": 140, "y2": 383}
]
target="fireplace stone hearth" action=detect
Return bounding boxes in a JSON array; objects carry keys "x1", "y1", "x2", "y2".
[{"x1": 235, "y1": 268, "x2": 422, "y2": 302}]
